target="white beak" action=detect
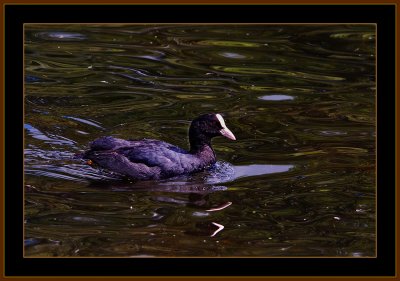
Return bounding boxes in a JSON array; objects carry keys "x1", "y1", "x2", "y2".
[
  {"x1": 220, "y1": 127, "x2": 236, "y2": 140},
  {"x1": 216, "y1": 113, "x2": 236, "y2": 140}
]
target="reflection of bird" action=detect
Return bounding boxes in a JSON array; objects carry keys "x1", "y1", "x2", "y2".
[
  {"x1": 210, "y1": 222, "x2": 225, "y2": 237},
  {"x1": 81, "y1": 113, "x2": 236, "y2": 180}
]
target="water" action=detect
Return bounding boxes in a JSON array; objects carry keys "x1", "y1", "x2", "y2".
[{"x1": 24, "y1": 24, "x2": 376, "y2": 257}]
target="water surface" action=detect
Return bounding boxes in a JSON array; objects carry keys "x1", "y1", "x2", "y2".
[{"x1": 24, "y1": 24, "x2": 376, "y2": 257}]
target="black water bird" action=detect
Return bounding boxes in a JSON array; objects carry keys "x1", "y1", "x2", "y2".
[{"x1": 81, "y1": 113, "x2": 236, "y2": 180}]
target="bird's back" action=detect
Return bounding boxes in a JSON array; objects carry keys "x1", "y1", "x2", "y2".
[{"x1": 83, "y1": 136, "x2": 214, "y2": 179}]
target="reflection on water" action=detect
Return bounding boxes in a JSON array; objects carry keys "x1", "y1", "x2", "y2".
[
  {"x1": 259, "y1": 94, "x2": 294, "y2": 101},
  {"x1": 24, "y1": 24, "x2": 375, "y2": 257},
  {"x1": 35, "y1": 31, "x2": 87, "y2": 41},
  {"x1": 205, "y1": 161, "x2": 293, "y2": 184}
]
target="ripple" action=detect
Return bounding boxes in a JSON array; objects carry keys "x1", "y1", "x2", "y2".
[
  {"x1": 330, "y1": 32, "x2": 375, "y2": 41},
  {"x1": 259, "y1": 95, "x2": 294, "y2": 101},
  {"x1": 71, "y1": 216, "x2": 99, "y2": 223},
  {"x1": 24, "y1": 124, "x2": 77, "y2": 146},
  {"x1": 24, "y1": 148, "x2": 74, "y2": 163},
  {"x1": 35, "y1": 31, "x2": 87, "y2": 41},
  {"x1": 24, "y1": 146, "x2": 123, "y2": 182},
  {"x1": 331, "y1": 147, "x2": 368, "y2": 154},
  {"x1": 25, "y1": 164, "x2": 122, "y2": 182},
  {"x1": 25, "y1": 237, "x2": 60, "y2": 248},
  {"x1": 62, "y1": 116, "x2": 105, "y2": 129},
  {"x1": 192, "y1": 211, "x2": 210, "y2": 217},
  {"x1": 196, "y1": 39, "x2": 262, "y2": 47},
  {"x1": 319, "y1": 130, "x2": 347, "y2": 136},
  {"x1": 219, "y1": 52, "x2": 247, "y2": 59},
  {"x1": 240, "y1": 85, "x2": 314, "y2": 94},
  {"x1": 212, "y1": 66, "x2": 345, "y2": 81},
  {"x1": 25, "y1": 168, "x2": 83, "y2": 181},
  {"x1": 181, "y1": 48, "x2": 287, "y2": 65},
  {"x1": 25, "y1": 75, "x2": 54, "y2": 83}
]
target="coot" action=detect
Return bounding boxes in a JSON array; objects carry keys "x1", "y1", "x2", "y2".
[{"x1": 82, "y1": 113, "x2": 236, "y2": 180}]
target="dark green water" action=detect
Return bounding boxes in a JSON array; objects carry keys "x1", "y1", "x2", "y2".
[{"x1": 24, "y1": 24, "x2": 376, "y2": 257}]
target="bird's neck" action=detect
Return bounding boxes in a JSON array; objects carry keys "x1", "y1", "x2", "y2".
[
  {"x1": 189, "y1": 132, "x2": 214, "y2": 158},
  {"x1": 189, "y1": 136, "x2": 207, "y2": 150},
  {"x1": 190, "y1": 143, "x2": 216, "y2": 164}
]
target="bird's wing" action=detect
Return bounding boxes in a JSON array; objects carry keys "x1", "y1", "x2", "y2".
[
  {"x1": 115, "y1": 141, "x2": 194, "y2": 175},
  {"x1": 85, "y1": 150, "x2": 162, "y2": 180}
]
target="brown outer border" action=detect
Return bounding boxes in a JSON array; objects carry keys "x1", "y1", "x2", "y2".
[{"x1": 1, "y1": 1, "x2": 397, "y2": 281}]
